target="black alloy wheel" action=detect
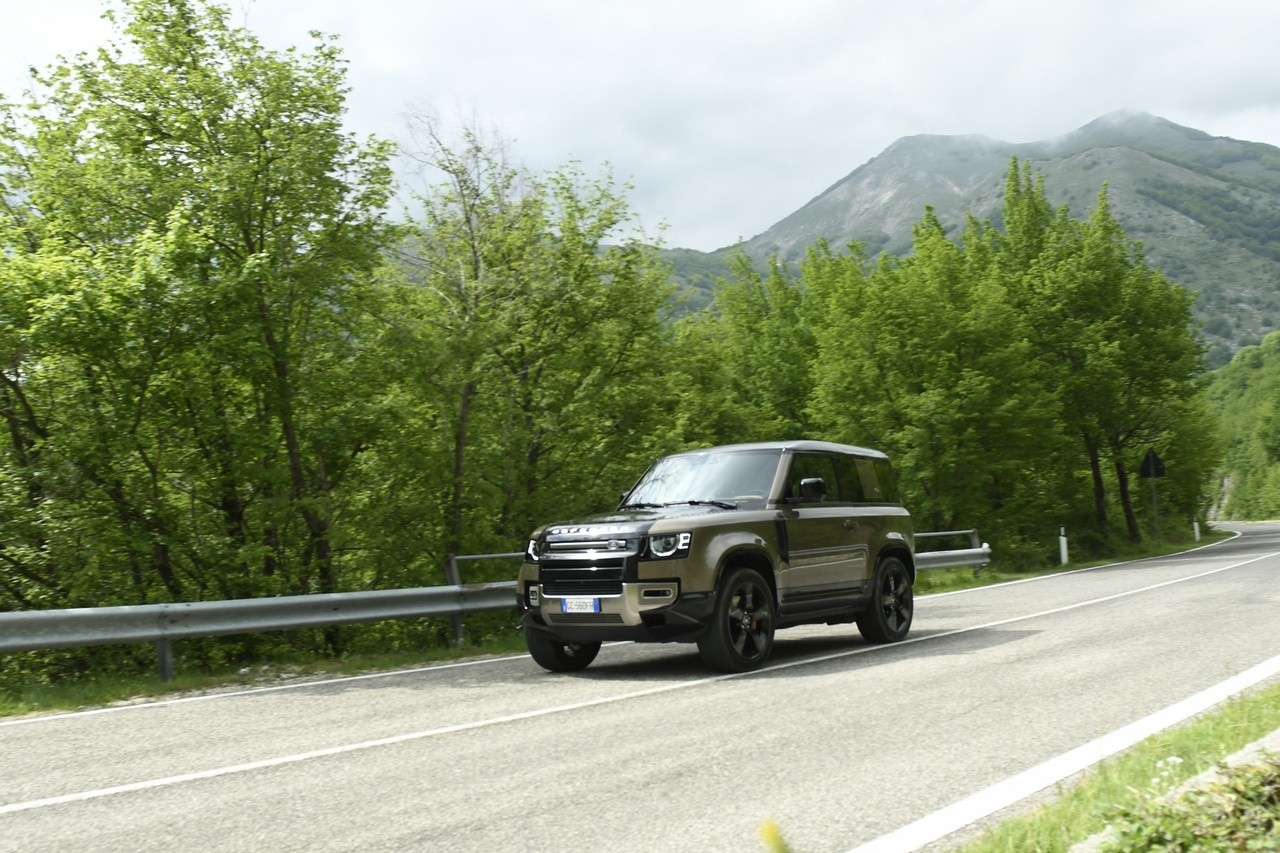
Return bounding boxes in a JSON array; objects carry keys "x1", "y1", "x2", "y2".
[
  {"x1": 697, "y1": 567, "x2": 776, "y2": 672},
  {"x1": 856, "y1": 555, "x2": 913, "y2": 643}
]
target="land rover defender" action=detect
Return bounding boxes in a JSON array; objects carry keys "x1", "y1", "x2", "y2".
[{"x1": 516, "y1": 440, "x2": 915, "y2": 672}]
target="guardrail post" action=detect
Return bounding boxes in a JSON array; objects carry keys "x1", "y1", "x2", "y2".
[
  {"x1": 1059, "y1": 527, "x2": 1069, "y2": 566},
  {"x1": 969, "y1": 529, "x2": 984, "y2": 577},
  {"x1": 444, "y1": 555, "x2": 465, "y2": 648},
  {"x1": 156, "y1": 638, "x2": 175, "y2": 682}
]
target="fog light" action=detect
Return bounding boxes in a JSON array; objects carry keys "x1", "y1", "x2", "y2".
[{"x1": 528, "y1": 586, "x2": 540, "y2": 606}]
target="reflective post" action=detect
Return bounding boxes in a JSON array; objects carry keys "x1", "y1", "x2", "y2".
[{"x1": 1059, "y1": 526, "x2": 1069, "y2": 566}]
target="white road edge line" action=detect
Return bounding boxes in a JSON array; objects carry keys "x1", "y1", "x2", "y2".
[
  {"x1": 4, "y1": 530, "x2": 1246, "y2": 728},
  {"x1": 2, "y1": 550, "x2": 1274, "y2": 816},
  {"x1": 847, "y1": 651, "x2": 1280, "y2": 853}
]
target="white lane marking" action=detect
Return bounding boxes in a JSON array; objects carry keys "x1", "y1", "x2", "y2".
[
  {"x1": 0, "y1": 673, "x2": 738, "y2": 816},
  {"x1": 4, "y1": 531, "x2": 1246, "y2": 728},
  {"x1": 847, "y1": 651, "x2": 1280, "y2": 853},
  {"x1": 3, "y1": 550, "x2": 1275, "y2": 816}
]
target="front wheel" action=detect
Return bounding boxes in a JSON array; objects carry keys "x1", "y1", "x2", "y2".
[
  {"x1": 697, "y1": 567, "x2": 775, "y2": 672},
  {"x1": 856, "y1": 555, "x2": 914, "y2": 643},
  {"x1": 524, "y1": 625, "x2": 601, "y2": 672}
]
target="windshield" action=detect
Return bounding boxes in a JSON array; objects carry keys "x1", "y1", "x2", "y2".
[{"x1": 622, "y1": 449, "x2": 781, "y2": 508}]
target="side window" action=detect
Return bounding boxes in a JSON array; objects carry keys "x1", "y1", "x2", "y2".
[
  {"x1": 875, "y1": 458, "x2": 902, "y2": 503},
  {"x1": 785, "y1": 454, "x2": 838, "y2": 503},
  {"x1": 835, "y1": 455, "x2": 866, "y2": 502},
  {"x1": 855, "y1": 457, "x2": 902, "y2": 504}
]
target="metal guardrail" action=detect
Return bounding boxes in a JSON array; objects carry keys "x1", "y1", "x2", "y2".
[
  {"x1": 0, "y1": 530, "x2": 990, "y2": 680},
  {"x1": 0, "y1": 583, "x2": 516, "y2": 681},
  {"x1": 913, "y1": 528, "x2": 992, "y2": 572}
]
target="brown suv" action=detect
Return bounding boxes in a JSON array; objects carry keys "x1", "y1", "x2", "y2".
[{"x1": 516, "y1": 440, "x2": 915, "y2": 672}]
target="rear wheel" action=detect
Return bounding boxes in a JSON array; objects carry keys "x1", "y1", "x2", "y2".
[
  {"x1": 856, "y1": 555, "x2": 913, "y2": 643},
  {"x1": 524, "y1": 625, "x2": 601, "y2": 672},
  {"x1": 697, "y1": 567, "x2": 775, "y2": 672}
]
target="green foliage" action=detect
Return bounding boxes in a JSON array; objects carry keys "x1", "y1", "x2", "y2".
[
  {"x1": 1101, "y1": 754, "x2": 1280, "y2": 851},
  {"x1": 387, "y1": 117, "x2": 681, "y2": 569},
  {"x1": 1205, "y1": 331, "x2": 1280, "y2": 518},
  {"x1": 0, "y1": 0, "x2": 397, "y2": 619},
  {"x1": 1003, "y1": 168, "x2": 1216, "y2": 543},
  {"x1": 805, "y1": 214, "x2": 1076, "y2": 548},
  {"x1": 1138, "y1": 177, "x2": 1280, "y2": 263}
]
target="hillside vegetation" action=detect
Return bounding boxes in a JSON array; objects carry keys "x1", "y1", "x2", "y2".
[
  {"x1": 1206, "y1": 331, "x2": 1280, "y2": 518},
  {"x1": 667, "y1": 111, "x2": 1280, "y2": 365}
]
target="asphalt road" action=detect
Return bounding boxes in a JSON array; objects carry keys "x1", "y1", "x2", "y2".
[{"x1": 3, "y1": 524, "x2": 1279, "y2": 852}]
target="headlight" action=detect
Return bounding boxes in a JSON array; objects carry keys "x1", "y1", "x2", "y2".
[
  {"x1": 648, "y1": 532, "x2": 692, "y2": 559},
  {"x1": 526, "y1": 538, "x2": 543, "y2": 561}
]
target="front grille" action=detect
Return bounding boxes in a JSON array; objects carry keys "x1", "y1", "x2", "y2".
[
  {"x1": 547, "y1": 613, "x2": 625, "y2": 625},
  {"x1": 539, "y1": 564, "x2": 625, "y2": 582},
  {"x1": 542, "y1": 580, "x2": 624, "y2": 597},
  {"x1": 539, "y1": 555, "x2": 628, "y2": 571},
  {"x1": 536, "y1": 545, "x2": 634, "y2": 599}
]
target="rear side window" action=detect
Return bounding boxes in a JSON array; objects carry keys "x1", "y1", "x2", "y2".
[{"x1": 855, "y1": 457, "x2": 902, "y2": 504}]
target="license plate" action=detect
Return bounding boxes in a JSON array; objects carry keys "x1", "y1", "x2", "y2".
[{"x1": 561, "y1": 596, "x2": 601, "y2": 614}]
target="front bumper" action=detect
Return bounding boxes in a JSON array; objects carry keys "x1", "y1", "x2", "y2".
[{"x1": 519, "y1": 582, "x2": 716, "y2": 643}]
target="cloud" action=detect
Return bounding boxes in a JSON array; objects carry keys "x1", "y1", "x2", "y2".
[{"x1": 4, "y1": 0, "x2": 1280, "y2": 250}]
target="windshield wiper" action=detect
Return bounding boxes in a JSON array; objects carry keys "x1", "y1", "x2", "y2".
[
  {"x1": 618, "y1": 501, "x2": 663, "y2": 510},
  {"x1": 664, "y1": 499, "x2": 738, "y2": 510}
]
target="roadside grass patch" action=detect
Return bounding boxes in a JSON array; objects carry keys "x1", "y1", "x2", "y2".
[
  {"x1": 0, "y1": 632, "x2": 528, "y2": 718},
  {"x1": 957, "y1": 680, "x2": 1280, "y2": 852},
  {"x1": 1101, "y1": 753, "x2": 1280, "y2": 850}
]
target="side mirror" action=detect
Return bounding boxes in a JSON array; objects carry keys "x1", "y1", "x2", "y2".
[{"x1": 799, "y1": 477, "x2": 827, "y2": 503}]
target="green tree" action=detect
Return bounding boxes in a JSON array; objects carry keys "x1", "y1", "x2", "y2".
[
  {"x1": 389, "y1": 116, "x2": 679, "y2": 571},
  {"x1": 0, "y1": 0, "x2": 396, "y2": 618},
  {"x1": 1008, "y1": 173, "x2": 1210, "y2": 541},
  {"x1": 1205, "y1": 332, "x2": 1280, "y2": 519},
  {"x1": 706, "y1": 253, "x2": 816, "y2": 440},
  {"x1": 805, "y1": 215, "x2": 1073, "y2": 550}
]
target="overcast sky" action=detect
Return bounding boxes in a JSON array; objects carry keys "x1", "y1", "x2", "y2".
[{"x1": 5, "y1": 0, "x2": 1280, "y2": 251}]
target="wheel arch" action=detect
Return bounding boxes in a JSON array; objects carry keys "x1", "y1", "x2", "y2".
[
  {"x1": 715, "y1": 545, "x2": 778, "y2": 604},
  {"x1": 877, "y1": 543, "x2": 916, "y2": 584}
]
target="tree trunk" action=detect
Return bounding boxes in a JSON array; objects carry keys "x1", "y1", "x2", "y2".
[
  {"x1": 446, "y1": 380, "x2": 476, "y2": 559},
  {"x1": 1113, "y1": 453, "x2": 1142, "y2": 543},
  {"x1": 1084, "y1": 432, "x2": 1108, "y2": 532}
]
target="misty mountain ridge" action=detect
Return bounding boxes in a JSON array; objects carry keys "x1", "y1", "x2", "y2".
[{"x1": 668, "y1": 110, "x2": 1280, "y2": 365}]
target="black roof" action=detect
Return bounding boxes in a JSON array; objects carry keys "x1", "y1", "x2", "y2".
[{"x1": 668, "y1": 440, "x2": 889, "y2": 460}]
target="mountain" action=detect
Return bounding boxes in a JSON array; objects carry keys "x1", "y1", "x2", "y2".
[{"x1": 668, "y1": 111, "x2": 1280, "y2": 366}]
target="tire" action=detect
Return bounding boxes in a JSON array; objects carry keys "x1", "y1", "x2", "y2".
[
  {"x1": 524, "y1": 625, "x2": 601, "y2": 672},
  {"x1": 856, "y1": 555, "x2": 914, "y2": 643},
  {"x1": 697, "y1": 567, "x2": 776, "y2": 672}
]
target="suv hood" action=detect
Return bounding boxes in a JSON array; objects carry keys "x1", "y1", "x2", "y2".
[{"x1": 533, "y1": 504, "x2": 734, "y2": 540}]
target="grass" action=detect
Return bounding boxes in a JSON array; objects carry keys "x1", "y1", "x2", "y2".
[
  {"x1": 956, "y1": 681, "x2": 1280, "y2": 852},
  {"x1": 0, "y1": 632, "x2": 530, "y2": 719}
]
